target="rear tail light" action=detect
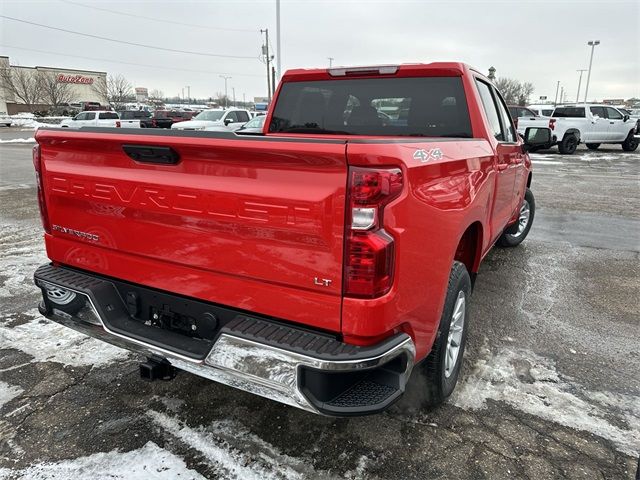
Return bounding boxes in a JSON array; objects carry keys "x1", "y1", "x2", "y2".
[
  {"x1": 344, "y1": 167, "x2": 403, "y2": 298},
  {"x1": 32, "y1": 144, "x2": 51, "y2": 234},
  {"x1": 548, "y1": 118, "x2": 556, "y2": 130},
  {"x1": 116, "y1": 121, "x2": 121, "y2": 128}
]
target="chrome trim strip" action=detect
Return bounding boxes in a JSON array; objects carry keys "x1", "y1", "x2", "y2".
[{"x1": 36, "y1": 282, "x2": 416, "y2": 414}]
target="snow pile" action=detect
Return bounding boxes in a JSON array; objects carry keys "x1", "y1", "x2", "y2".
[
  {"x1": 8, "y1": 114, "x2": 67, "y2": 130},
  {"x1": 0, "y1": 138, "x2": 35, "y2": 144},
  {"x1": 0, "y1": 381, "x2": 23, "y2": 409},
  {"x1": 0, "y1": 308, "x2": 129, "y2": 368},
  {"x1": 0, "y1": 442, "x2": 206, "y2": 480},
  {"x1": 452, "y1": 345, "x2": 640, "y2": 457},
  {"x1": 148, "y1": 410, "x2": 335, "y2": 480}
]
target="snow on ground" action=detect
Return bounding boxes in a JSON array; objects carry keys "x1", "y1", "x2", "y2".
[
  {"x1": 0, "y1": 441, "x2": 206, "y2": 480},
  {"x1": 0, "y1": 220, "x2": 48, "y2": 301},
  {"x1": 0, "y1": 308, "x2": 128, "y2": 368},
  {"x1": 452, "y1": 344, "x2": 640, "y2": 457},
  {"x1": 0, "y1": 138, "x2": 35, "y2": 144},
  {"x1": 0, "y1": 381, "x2": 23, "y2": 409},
  {"x1": 148, "y1": 410, "x2": 339, "y2": 480},
  {"x1": 8, "y1": 114, "x2": 67, "y2": 130}
]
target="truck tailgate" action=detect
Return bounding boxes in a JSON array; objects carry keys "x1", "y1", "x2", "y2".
[{"x1": 36, "y1": 129, "x2": 347, "y2": 331}]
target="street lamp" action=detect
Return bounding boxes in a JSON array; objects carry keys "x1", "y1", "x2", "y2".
[
  {"x1": 328, "y1": 57, "x2": 334, "y2": 67},
  {"x1": 219, "y1": 75, "x2": 231, "y2": 108},
  {"x1": 583, "y1": 40, "x2": 600, "y2": 103},
  {"x1": 575, "y1": 69, "x2": 587, "y2": 103}
]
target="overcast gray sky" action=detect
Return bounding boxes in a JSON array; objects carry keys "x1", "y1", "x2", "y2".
[{"x1": 1, "y1": 0, "x2": 638, "y2": 102}]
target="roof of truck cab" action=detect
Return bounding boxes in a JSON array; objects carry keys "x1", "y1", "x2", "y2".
[{"x1": 281, "y1": 62, "x2": 473, "y2": 82}]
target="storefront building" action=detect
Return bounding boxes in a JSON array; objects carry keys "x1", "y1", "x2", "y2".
[{"x1": 0, "y1": 55, "x2": 108, "y2": 114}]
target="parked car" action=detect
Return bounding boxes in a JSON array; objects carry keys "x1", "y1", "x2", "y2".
[
  {"x1": 152, "y1": 110, "x2": 193, "y2": 129},
  {"x1": 118, "y1": 110, "x2": 155, "y2": 128},
  {"x1": 78, "y1": 101, "x2": 106, "y2": 112},
  {"x1": 33, "y1": 62, "x2": 550, "y2": 416},
  {"x1": 517, "y1": 104, "x2": 638, "y2": 154},
  {"x1": 59, "y1": 111, "x2": 121, "y2": 129},
  {"x1": 235, "y1": 114, "x2": 266, "y2": 134},
  {"x1": 174, "y1": 108, "x2": 251, "y2": 131},
  {"x1": 0, "y1": 112, "x2": 11, "y2": 127}
]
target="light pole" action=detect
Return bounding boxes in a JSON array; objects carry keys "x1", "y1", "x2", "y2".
[
  {"x1": 553, "y1": 81, "x2": 560, "y2": 106},
  {"x1": 185, "y1": 85, "x2": 190, "y2": 105},
  {"x1": 260, "y1": 28, "x2": 273, "y2": 102},
  {"x1": 328, "y1": 57, "x2": 334, "y2": 67},
  {"x1": 276, "y1": 0, "x2": 281, "y2": 80},
  {"x1": 219, "y1": 75, "x2": 231, "y2": 108},
  {"x1": 584, "y1": 40, "x2": 600, "y2": 103},
  {"x1": 575, "y1": 69, "x2": 587, "y2": 103}
]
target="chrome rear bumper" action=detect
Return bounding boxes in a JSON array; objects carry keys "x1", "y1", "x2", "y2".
[{"x1": 35, "y1": 265, "x2": 415, "y2": 416}]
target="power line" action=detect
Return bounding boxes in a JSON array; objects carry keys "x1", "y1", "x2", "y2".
[
  {"x1": 60, "y1": 0, "x2": 256, "y2": 33},
  {"x1": 0, "y1": 15, "x2": 258, "y2": 60},
  {"x1": 0, "y1": 44, "x2": 264, "y2": 77}
]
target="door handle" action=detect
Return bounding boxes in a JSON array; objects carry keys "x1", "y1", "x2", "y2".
[
  {"x1": 610, "y1": 122, "x2": 615, "y2": 124},
  {"x1": 122, "y1": 145, "x2": 180, "y2": 164}
]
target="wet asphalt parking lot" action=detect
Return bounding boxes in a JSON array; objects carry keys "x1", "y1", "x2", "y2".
[{"x1": 0, "y1": 128, "x2": 638, "y2": 479}]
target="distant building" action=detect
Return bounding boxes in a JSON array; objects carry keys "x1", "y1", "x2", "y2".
[
  {"x1": 135, "y1": 87, "x2": 149, "y2": 102},
  {"x1": 0, "y1": 55, "x2": 108, "y2": 114}
]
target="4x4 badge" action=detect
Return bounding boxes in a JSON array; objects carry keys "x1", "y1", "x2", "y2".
[{"x1": 413, "y1": 148, "x2": 443, "y2": 163}]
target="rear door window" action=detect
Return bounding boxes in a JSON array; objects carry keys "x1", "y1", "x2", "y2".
[
  {"x1": 99, "y1": 112, "x2": 119, "y2": 120},
  {"x1": 553, "y1": 107, "x2": 586, "y2": 118},
  {"x1": 590, "y1": 106, "x2": 606, "y2": 118},
  {"x1": 236, "y1": 110, "x2": 250, "y2": 123},
  {"x1": 475, "y1": 79, "x2": 503, "y2": 140},
  {"x1": 270, "y1": 76, "x2": 472, "y2": 137}
]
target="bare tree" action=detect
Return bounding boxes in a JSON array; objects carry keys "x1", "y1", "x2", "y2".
[
  {"x1": 517, "y1": 82, "x2": 535, "y2": 106},
  {"x1": 92, "y1": 74, "x2": 133, "y2": 108},
  {"x1": 40, "y1": 72, "x2": 75, "y2": 113},
  {"x1": 149, "y1": 89, "x2": 164, "y2": 101},
  {"x1": 108, "y1": 74, "x2": 133, "y2": 108},
  {"x1": 494, "y1": 77, "x2": 535, "y2": 106},
  {"x1": 0, "y1": 67, "x2": 44, "y2": 112}
]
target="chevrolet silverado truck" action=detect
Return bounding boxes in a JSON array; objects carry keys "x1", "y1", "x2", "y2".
[
  {"x1": 32, "y1": 63, "x2": 550, "y2": 416},
  {"x1": 516, "y1": 104, "x2": 639, "y2": 154}
]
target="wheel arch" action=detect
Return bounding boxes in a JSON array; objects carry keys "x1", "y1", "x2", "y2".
[
  {"x1": 564, "y1": 128, "x2": 581, "y2": 141},
  {"x1": 453, "y1": 221, "x2": 484, "y2": 276}
]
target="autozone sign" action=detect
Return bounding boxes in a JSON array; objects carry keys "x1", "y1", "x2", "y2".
[{"x1": 57, "y1": 74, "x2": 94, "y2": 85}]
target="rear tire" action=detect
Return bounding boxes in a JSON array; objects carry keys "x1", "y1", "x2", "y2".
[
  {"x1": 419, "y1": 261, "x2": 471, "y2": 407},
  {"x1": 622, "y1": 131, "x2": 639, "y2": 152},
  {"x1": 558, "y1": 134, "x2": 578, "y2": 154},
  {"x1": 498, "y1": 188, "x2": 535, "y2": 247},
  {"x1": 586, "y1": 143, "x2": 600, "y2": 150}
]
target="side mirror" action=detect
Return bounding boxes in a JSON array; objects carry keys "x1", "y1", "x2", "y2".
[
  {"x1": 224, "y1": 118, "x2": 233, "y2": 125},
  {"x1": 523, "y1": 127, "x2": 552, "y2": 152},
  {"x1": 623, "y1": 114, "x2": 630, "y2": 122}
]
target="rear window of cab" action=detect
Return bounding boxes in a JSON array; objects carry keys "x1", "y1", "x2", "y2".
[{"x1": 269, "y1": 77, "x2": 472, "y2": 137}]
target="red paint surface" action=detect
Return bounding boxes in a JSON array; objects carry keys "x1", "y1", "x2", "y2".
[{"x1": 36, "y1": 62, "x2": 531, "y2": 362}]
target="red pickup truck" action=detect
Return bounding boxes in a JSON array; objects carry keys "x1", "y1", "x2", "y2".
[{"x1": 32, "y1": 63, "x2": 550, "y2": 416}]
